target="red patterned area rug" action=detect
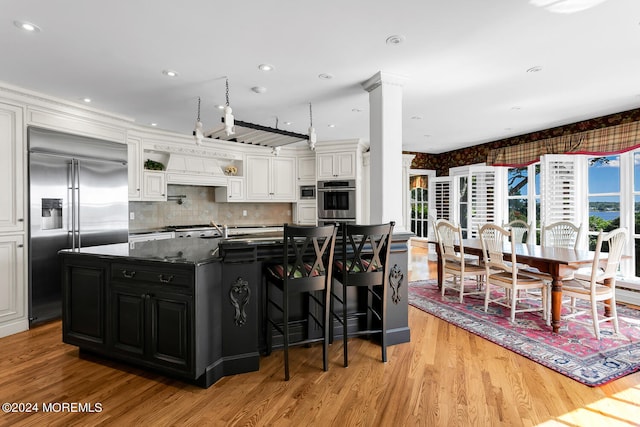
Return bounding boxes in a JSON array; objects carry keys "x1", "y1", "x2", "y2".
[{"x1": 409, "y1": 280, "x2": 640, "y2": 386}]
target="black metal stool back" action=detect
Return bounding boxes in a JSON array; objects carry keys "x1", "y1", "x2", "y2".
[
  {"x1": 265, "y1": 223, "x2": 338, "y2": 380},
  {"x1": 332, "y1": 221, "x2": 394, "y2": 367}
]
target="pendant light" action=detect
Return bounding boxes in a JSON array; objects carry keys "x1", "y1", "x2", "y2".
[
  {"x1": 224, "y1": 78, "x2": 235, "y2": 136},
  {"x1": 308, "y1": 102, "x2": 317, "y2": 151}
]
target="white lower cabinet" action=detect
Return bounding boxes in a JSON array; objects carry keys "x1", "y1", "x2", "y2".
[
  {"x1": 246, "y1": 155, "x2": 295, "y2": 201},
  {"x1": 0, "y1": 234, "x2": 27, "y2": 338}
]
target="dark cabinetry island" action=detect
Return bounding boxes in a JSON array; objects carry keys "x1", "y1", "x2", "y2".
[{"x1": 60, "y1": 230, "x2": 411, "y2": 387}]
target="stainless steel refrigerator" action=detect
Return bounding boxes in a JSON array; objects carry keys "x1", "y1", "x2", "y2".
[{"x1": 28, "y1": 127, "x2": 129, "y2": 325}]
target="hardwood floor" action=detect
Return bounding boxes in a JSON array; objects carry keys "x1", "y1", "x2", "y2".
[{"x1": 1, "y1": 246, "x2": 639, "y2": 426}]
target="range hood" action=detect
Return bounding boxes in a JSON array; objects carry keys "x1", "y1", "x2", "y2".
[
  {"x1": 204, "y1": 119, "x2": 309, "y2": 148},
  {"x1": 165, "y1": 154, "x2": 227, "y2": 186}
]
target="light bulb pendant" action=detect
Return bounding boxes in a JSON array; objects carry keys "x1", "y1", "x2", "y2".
[
  {"x1": 194, "y1": 120, "x2": 204, "y2": 145},
  {"x1": 308, "y1": 126, "x2": 317, "y2": 151},
  {"x1": 224, "y1": 105, "x2": 235, "y2": 136}
]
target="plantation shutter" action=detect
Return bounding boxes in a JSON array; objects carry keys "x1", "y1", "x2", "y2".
[
  {"x1": 540, "y1": 154, "x2": 582, "y2": 226},
  {"x1": 430, "y1": 177, "x2": 452, "y2": 222},
  {"x1": 469, "y1": 167, "x2": 497, "y2": 238}
]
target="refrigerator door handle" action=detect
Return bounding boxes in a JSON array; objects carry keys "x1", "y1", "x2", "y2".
[
  {"x1": 70, "y1": 158, "x2": 81, "y2": 250},
  {"x1": 69, "y1": 159, "x2": 76, "y2": 250},
  {"x1": 75, "y1": 158, "x2": 81, "y2": 249}
]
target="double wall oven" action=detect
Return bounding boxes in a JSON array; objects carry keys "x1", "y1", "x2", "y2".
[{"x1": 317, "y1": 179, "x2": 356, "y2": 225}]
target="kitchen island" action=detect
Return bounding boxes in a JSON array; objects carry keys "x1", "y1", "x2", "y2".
[{"x1": 60, "y1": 229, "x2": 411, "y2": 388}]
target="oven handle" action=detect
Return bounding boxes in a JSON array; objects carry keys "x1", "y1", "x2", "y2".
[{"x1": 318, "y1": 188, "x2": 355, "y2": 192}]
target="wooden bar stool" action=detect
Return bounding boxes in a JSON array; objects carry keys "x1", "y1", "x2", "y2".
[
  {"x1": 331, "y1": 222, "x2": 394, "y2": 367},
  {"x1": 264, "y1": 223, "x2": 338, "y2": 381}
]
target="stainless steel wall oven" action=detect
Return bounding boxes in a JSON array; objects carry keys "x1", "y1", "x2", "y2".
[{"x1": 317, "y1": 179, "x2": 356, "y2": 221}]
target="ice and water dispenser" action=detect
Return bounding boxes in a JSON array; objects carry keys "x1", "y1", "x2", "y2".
[{"x1": 41, "y1": 198, "x2": 62, "y2": 230}]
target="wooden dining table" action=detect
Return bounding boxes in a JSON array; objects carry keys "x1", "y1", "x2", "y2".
[{"x1": 433, "y1": 239, "x2": 604, "y2": 333}]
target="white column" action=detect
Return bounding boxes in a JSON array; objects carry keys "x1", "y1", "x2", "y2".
[{"x1": 362, "y1": 71, "x2": 406, "y2": 229}]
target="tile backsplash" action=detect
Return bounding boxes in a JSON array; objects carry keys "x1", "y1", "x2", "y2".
[{"x1": 129, "y1": 185, "x2": 294, "y2": 230}]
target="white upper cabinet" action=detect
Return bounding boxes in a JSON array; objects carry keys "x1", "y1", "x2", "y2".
[
  {"x1": 317, "y1": 152, "x2": 356, "y2": 180},
  {"x1": 127, "y1": 136, "x2": 142, "y2": 201},
  {"x1": 297, "y1": 156, "x2": 316, "y2": 183},
  {"x1": 215, "y1": 177, "x2": 245, "y2": 202},
  {"x1": 0, "y1": 103, "x2": 25, "y2": 233},
  {"x1": 142, "y1": 171, "x2": 167, "y2": 201},
  {"x1": 246, "y1": 155, "x2": 296, "y2": 201}
]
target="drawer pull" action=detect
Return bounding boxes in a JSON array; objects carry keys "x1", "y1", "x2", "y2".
[
  {"x1": 158, "y1": 274, "x2": 174, "y2": 283},
  {"x1": 122, "y1": 270, "x2": 136, "y2": 278}
]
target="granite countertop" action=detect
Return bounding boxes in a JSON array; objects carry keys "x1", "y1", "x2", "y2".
[
  {"x1": 60, "y1": 237, "x2": 223, "y2": 265},
  {"x1": 129, "y1": 225, "x2": 284, "y2": 236}
]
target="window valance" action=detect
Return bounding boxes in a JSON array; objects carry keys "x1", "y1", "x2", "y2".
[{"x1": 486, "y1": 120, "x2": 640, "y2": 167}]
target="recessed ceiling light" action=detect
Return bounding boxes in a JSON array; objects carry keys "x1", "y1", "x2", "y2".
[
  {"x1": 82, "y1": 98, "x2": 92, "y2": 103},
  {"x1": 352, "y1": 108, "x2": 363, "y2": 113},
  {"x1": 411, "y1": 115, "x2": 423, "y2": 120},
  {"x1": 526, "y1": 66, "x2": 543, "y2": 73},
  {"x1": 327, "y1": 124, "x2": 336, "y2": 128},
  {"x1": 162, "y1": 69, "x2": 179, "y2": 77},
  {"x1": 386, "y1": 35, "x2": 406, "y2": 45},
  {"x1": 424, "y1": 134, "x2": 432, "y2": 138},
  {"x1": 511, "y1": 106, "x2": 521, "y2": 110},
  {"x1": 14, "y1": 20, "x2": 41, "y2": 32},
  {"x1": 215, "y1": 104, "x2": 225, "y2": 110},
  {"x1": 151, "y1": 123, "x2": 158, "y2": 127},
  {"x1": 251, "y1": 86, "x2": 267, "y2": 94},
  {"x1": 258, "y1": 64, "x2": 274, "y2": 71},
  {"x1": 318, "y1": 73, "x2": 334, "y2": 80},
  {"x1": 284, "y1": 121, "x2": 292, "y2": 125},
  {"x1": 505, "y1": 127, "x2": 513, "y2": 131}
]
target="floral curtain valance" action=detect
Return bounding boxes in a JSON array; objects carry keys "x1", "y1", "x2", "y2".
[{"x1": 487, "y1": 121, "x2": 640, "y2": 166}]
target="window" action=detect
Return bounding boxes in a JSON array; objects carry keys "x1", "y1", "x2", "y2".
[
  {"x1": 632, "y1": 152, "x2": 640, "y2": 277},
  {"x1": 588, "y1": 155, "x2": 620, "y2": 250},
  {"x1": 507, "y1": 167, "x2": 528, "y2": 222},
  {"x1": 410, "y1": 175, "x2": 429, "y2": 238},
  {"x1": 506, "y1": 164, "x2": 541, "y2": 242}
]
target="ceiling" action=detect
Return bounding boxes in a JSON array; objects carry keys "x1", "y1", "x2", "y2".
[{"x1": 2, "y1": 0, "x2": 640, "y2": 154}]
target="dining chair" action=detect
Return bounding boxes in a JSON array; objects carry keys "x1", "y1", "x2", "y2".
[
  {"x1": 435, "y1": 219, "x2": 486, "y2": 303},
  {"x1": 561, "y1": 228, "x2": 627, "y2": 339},
  {"x1": 264, "y1": 223, "x2": 338, "y2": 381},
  {"x1": 524, "y1": 221, "x2": 584, "y2": 283},
  {"x1": 503, "y1": 219, "x2": 533, "y2": 244},
  {"x1": 542, "y1": 221, "x2": 583, "y2": 249},
  {"x1": 331, "y1": 221, "x2": 394, "y2": 367},
  {"x1": 479, "y1": 223, "x2": 549, "y2": 323}
]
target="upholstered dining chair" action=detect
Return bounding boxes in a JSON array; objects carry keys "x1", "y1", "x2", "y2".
[
  {"x1": 331, "y1": 222, "x2": 394, "y2": 367},
  {"x1": 503, "y1": 219, "x2": 533, "y2": 244},
  {"x1": 479, "y1": 223, "x2": 549, "y2": 323},
  {"x1": 264, "y1": 223, "x2": 338, "y2": 381},
  {"x1": 435, "y1": 219, "x2": 486, "y2": 303},
  {"x1": 561, "y1": 228, "x2": 627, "y2": 339}
]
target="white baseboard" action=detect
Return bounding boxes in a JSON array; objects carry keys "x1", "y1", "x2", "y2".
[
  {"x1": 617, "y1": 288, "x2": 640, "y2": 307},
  {"x1": 0, "y1": 318, "x2": 29, "y2": 339}
]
